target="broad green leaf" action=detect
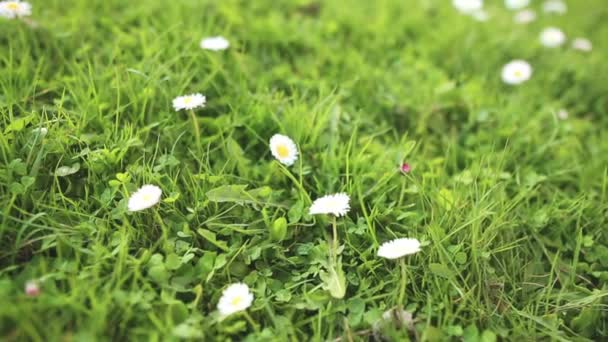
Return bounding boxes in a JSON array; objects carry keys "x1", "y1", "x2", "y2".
[
  {"x1": 447, "y1": 325, "x2": 464, "y2": 336},
  {"x1": 21, "y1": 176, "x2": 35, "y2": 189},
  {"x1": 275, "y1": 289, "x2": 292, "y2": 302},
  {"x1": 4, "y1": 114, "x2": 34, "y2": 134},
  {"x1": 347, "y1": 298, "x2": 365, "y2": 326},
  {"x1": 148, "y1": 265, "x2": 169, "y2": 284},
  {"x1": 320, "y1": 261, "x2": 346, "y2": 299},
  {"x1": 288, "y1": 200, "x2": 304, "y2": 223},
  {"x1": 165, "y1": 253, "x2": 182, "y2": 270},
  {"x1": 480, "y1": 330, "x2": 497, "y2": 342},
  {"x1": 206, "y1": 185, "x2": 251, "y2": 204},
  {"x1": 9, "y1": 182, "x2": 24, "y2": 194},
  {"x1": 429, "y1": 263, "x2": 455, "y2": 279},
  {"x1": 205, "y1": 185, "x2": 280, "y2": 207},
  {"x1": 148, "y1": 253, "x2": 164, "y2": 265},
  {"x1": 195, "y1": 251, "x2": 216, "y2": 276},
  {"x1": 463, "y1": 324, "x2": 479, "y2": 342},
  {"x1": 524, "y1": 171, "x2": 547, "y2": 188},
  {"x1": 422, "y1": 326, "x2": 444, "y2": 342},
  {"x1": 173, "y1": 323, "x2": 203, "y2": 339},
  {"x1": 9, "y1": 159, "x2": 27, "y2": 175},
  {"x1": 248, "y1": 186, "x2": 272, "y2": 198},
  {"x1": 571, "y1": 306, "x2": 600, "y2": 336},
  {"x1": 108, "y1": 180, "x2": 121, "y2": 188},
  {"x1": 115, "y1": 172, "x2": 130, "y2": 183},
  {"x1": 213, "y1": 254, "x2": 227, "y2": 270},
  {"x1": 169, "y1": 302, "x2": 189, "y2": 323},
  {"x1": 454, "y1": 252, "x2": 467, "y2": 265},
  {"x1": 163, "y1": 192, "x2": 180, "y2": 203},
  {"x1": 437, "y1": 188, "x2": 454, "y2": 211},
  {"x1": 196, "y1": 228, "x2": 229, "y2": 251},
  {"x1": 181, "y1": 253, "x2": 194, "y2": 264}
]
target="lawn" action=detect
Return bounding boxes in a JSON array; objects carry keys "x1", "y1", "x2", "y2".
[{"x1": 1, "y1": 0, "x2": 608, "y2": 340}]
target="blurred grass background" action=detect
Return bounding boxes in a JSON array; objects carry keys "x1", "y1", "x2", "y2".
[{"x1": 1, "y1": 0, "x2": 607, "y2": 340}]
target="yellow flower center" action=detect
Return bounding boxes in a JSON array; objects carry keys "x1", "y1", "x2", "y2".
[
  {"x1": 142, "y1": 194, "x2": 152, "y2": 202},
  {"x1": 7, "y1": 2, "x2": 19, "y2": 10},
  {"x1": 231, "y1": 296, "x2": 243, "y2": 306},
  {"x1": 276, "y1": 144, "x2": 290, "y2": 158},
  {"x1": 183, "y1": 97, "x2": 193, "y2": 104},
  {"x1": 513, "y1": 70, "x2": 522, "y2": 77}
]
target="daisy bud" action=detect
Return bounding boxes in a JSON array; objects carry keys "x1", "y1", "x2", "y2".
[
  {"x1": 25, "y1": 280, "x2": 40, "y2": 297},
  {"x1": 270, "y1": 217, "x2": 288, "y2": 242}
]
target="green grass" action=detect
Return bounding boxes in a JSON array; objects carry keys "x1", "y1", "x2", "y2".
[{"x1": 1, "y1": 0, "x2": 608, "y2": 340}]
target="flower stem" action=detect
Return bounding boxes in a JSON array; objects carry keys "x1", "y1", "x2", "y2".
[
  {"x1": 243, "y1": 311, "x2": 260, "y2": 332},
  {"x1": 398, "y1": 258, "x2": 407, "y2": 306},
  {"x1": 277, "y1": 163, "x2": 312, "y2": 204},
  {"x1": 153, "y1": 209, "x2": 168, "y2": 248},
  {"x1": 189, "y1": 109, "x2": 201, "y2": 148},
  {"x1": 332, "y1": 216, "x2": 339, "y2": 260}
]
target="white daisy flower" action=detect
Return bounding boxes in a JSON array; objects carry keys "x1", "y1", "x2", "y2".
[
  {"x1": 269, "y1": 134, "x2": 299, "y2": 166},
  {"x1": 540, "y1": 27, "x2": 566, "y2": 48},
  {"x1": 128, "y1": 185, "x2": 162, "y2": 212},
  {"x1": 453, "y1": 0, "x2": 483, "y2": 14},
  {"x1": 32, "y1": 127, "x2": 48, "y2": 138},
  {"x1": 543, "y1": 0, "x2": 567, "y2": 14},
  {"x1": 377, "y1": 238, "x2": 422, "y2": 259},
  {"x1": 572, "y1": 38, "x2": 592, "y2": 52},
  {"x1": 309, "y1": 193, "x2": 350, "y2": 217},
  {"x1": 505, "y1": 0, "x2": 529, "y2": 10},
  {"x1": 557, "y1": 109, "x2": 569, "y2": 120},
  {"x1": 471, "y1": 10, "x2": 489, "y2": 22},
  {"x1": 172, "y1": 93, "x2": 206, "y2": 111},
  {"x1": 200, "y1": 36, "x2": 230, "y2": 51},
  {"x1": 501, "y1": 60, "x2": 532, "y2": 85},
  {"x1": 0, "y1": 0, "x2": 31, "y2": 19},
  {"x1": 373, "y1": 308, "x2": 414, "y2": 335},
  {"x1": 217, "y1": 283, "x2": 254, "y2": 317},
  {"x1": 514, "y1": 9, "x2": 536, "y2": 24},
  {"x1": 24, "y1": 280, "x2": 40, "y2": 297}
]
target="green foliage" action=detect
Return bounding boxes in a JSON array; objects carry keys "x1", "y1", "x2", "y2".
[{"x1": 1, "y1": 0, "x2": 608, "y2": 340}]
